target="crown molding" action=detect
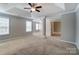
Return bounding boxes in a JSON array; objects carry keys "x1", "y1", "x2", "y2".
[
  {"x1": 60, "y1": 10, "x2": 75, "y2": 16},
  {"x1": 48, "y1": 10, "x2": 76, "y2": 18},
  {"x1": 54, "y1": 4, "x2": 79, "y2": 16}
]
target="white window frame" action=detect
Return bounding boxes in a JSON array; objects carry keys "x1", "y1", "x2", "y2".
[
  {"x1": 0, "y1": 17, "x2": 9, "y2": 35},
  {"x1": 26, "y1": 21, "x2": 32, "y2": 32}
]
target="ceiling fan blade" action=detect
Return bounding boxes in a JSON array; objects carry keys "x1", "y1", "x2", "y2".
[
  {"x1": 36, "y1": 6, "x2": 42, "y2": 8},
  {"x1": 28, "y1": 3, "x2": 32, "y2": 7},
  {"x1": 24, "y1": 8, "x2": 31, "y2": 9},
  {"x1": 36, "y1": 9, "x2": 40, "y2": 12}
]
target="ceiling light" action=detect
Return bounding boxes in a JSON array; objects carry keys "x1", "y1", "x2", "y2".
[{"x1": 31, "y1": 7, "x2": 35, "y2": 11}]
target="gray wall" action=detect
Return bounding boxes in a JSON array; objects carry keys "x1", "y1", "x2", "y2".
[
  {"x1": 0, "y1": 13, "x2": 34, "y2": 40},
  {"x1": 46, "y1": 13, "x2": 76, "y2": 43},
  {"x1": 76, "y1": 9, "x2": 79, "y2": 48},
  {"x1": 61, "y1": 13, "x2": 76, "y2": 43}
]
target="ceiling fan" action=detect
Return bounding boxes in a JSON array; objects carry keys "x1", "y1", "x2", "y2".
[{"x1": 24, "y1": 3, "x2": 42, "y2": 12}]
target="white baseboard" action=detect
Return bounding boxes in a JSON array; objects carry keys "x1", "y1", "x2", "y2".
[
  {"x1": 60, "y1": 39, "x2": 76, "y2": 45},
  {"x1": 75, "y1": 44, "x2": 79, "y2": 50},
  {"x1": 47, "y1": 36, "x2": 76, "y2": 45}
]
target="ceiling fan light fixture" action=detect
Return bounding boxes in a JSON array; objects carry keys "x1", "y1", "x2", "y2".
[
  {"x1": 31, "y1": 7, "x2": 35, "y2": 11},
  {"x1": 24, "y1": 3, "x2": 42, "y2": 12}
]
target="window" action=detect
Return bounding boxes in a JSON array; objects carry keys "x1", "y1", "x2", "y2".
[
  {"x1": 0, "y1": 17, "x2": 9, "y2": 35},
  {"x1": 26, "y1": 21, "x2": 32, "y2": 32},
  {"x1": 36, "y1": 23, "x2": 39, "y2": 30}
]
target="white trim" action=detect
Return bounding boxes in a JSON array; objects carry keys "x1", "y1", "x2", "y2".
[
  {"x1": 60, "y1": 39, "x2": 76, "y2": 45},
  {"x1": 58, "y1": 4, "x2": 79, "y2": 15},
  {"x1": 62, "y1": 11, "x2": 74, "y2": 15},
  {"x1": 48, "y1": 4, "x2": 79, "y2": 17},
  {"x1": 76, "y1": 45, "x2": 79, "y2": 50},
  {"x1": 48, "y1": 10, "x2": 76, "y2": 18},
  {"x1": 60, "y1": 40, "x2": 79, "y2": 49},
  {"x1": 76, "y1": 44, "x2": 79, "y2": 49}
]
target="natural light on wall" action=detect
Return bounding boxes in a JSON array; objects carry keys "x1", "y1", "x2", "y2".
[
  {"x1": 36, "y1": 23, "x2": 39, "y2": 30},
  {"x1": 26, "y1": 21, "x2": 32, "y2": 32},
  {"x1": 0, "y1": 17, "x2": 9, "y2": 35}
]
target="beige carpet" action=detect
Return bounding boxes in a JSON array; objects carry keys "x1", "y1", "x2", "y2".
[{"x1": 11, "y1": 37, "x2": 78, "y2": 55}]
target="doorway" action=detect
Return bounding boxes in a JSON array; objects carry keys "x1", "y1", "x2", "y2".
[{"x1": 51, "y1": 21, "x2": 61, "y2": 36}]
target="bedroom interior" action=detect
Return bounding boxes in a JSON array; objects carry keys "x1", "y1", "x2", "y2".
[{"x1": 0, "y1": 3, "x2": 79, "y2": 55}]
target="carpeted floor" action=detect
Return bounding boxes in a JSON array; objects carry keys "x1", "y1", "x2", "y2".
[{"x1": 12, "y1": 37, "x2": 78, "y2": 55}]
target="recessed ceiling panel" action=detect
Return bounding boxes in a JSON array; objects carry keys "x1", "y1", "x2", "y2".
[
  {"x1": 7, "y1": 7, "x2": 31, "y2": 17},
  {"x1": 0, "y1": 3, "x2": 78, "y2": 18}
]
